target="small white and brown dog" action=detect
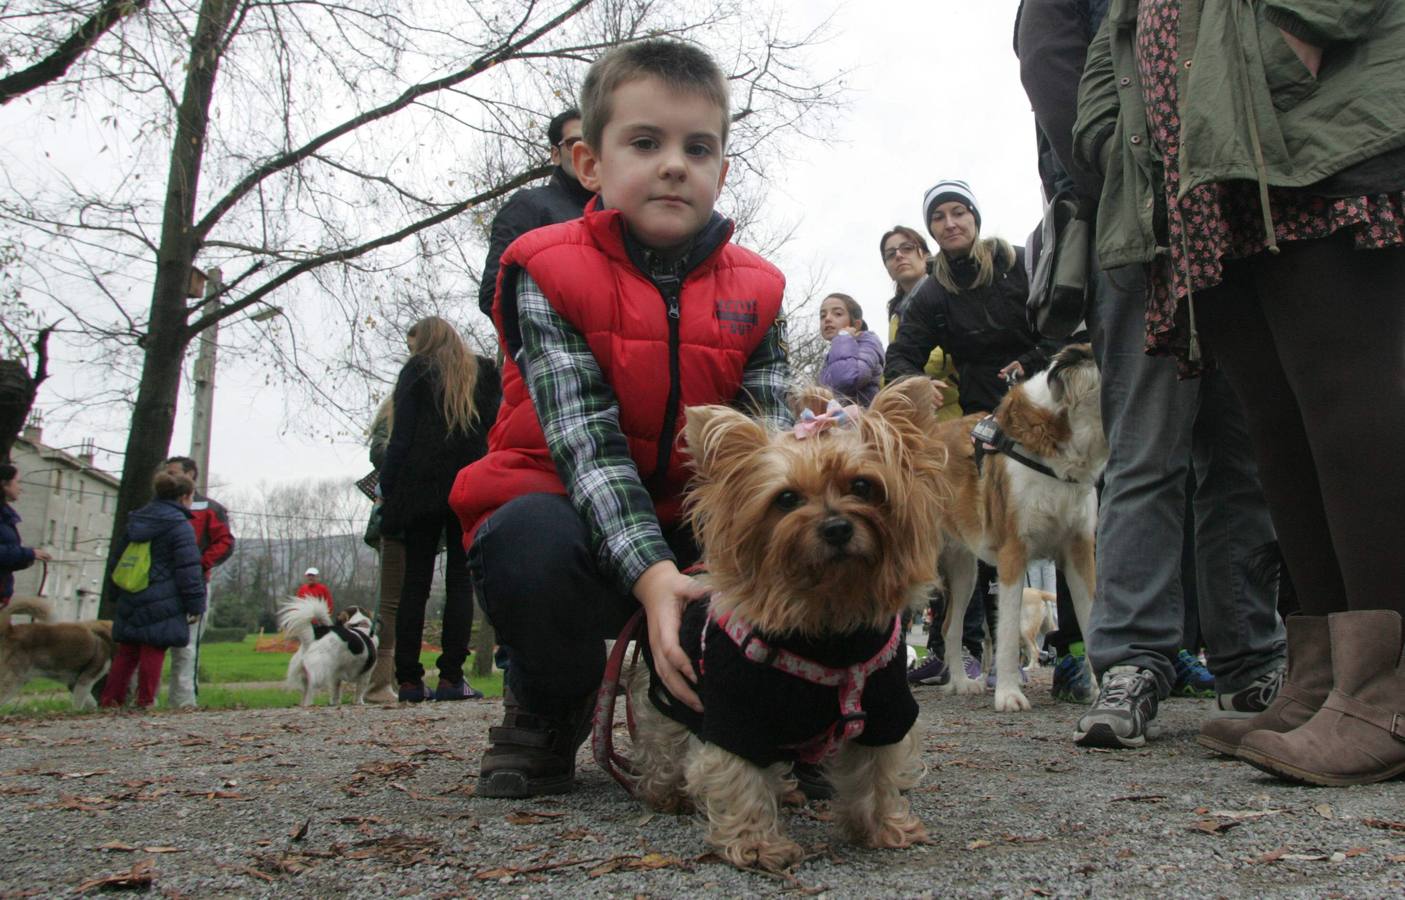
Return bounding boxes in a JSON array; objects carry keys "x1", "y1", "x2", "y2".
[
  {"x1": 278, "y1": 597, "x2": 377, "y2": 706},
  {"x1": 628, "y1": 378, "x2": 947, "y2": 872},
  {"x1": 0, "y1": 597, "x2": 112, "y2": 709},
  {"x1": 933, "y1": 344, "x2": 1107, "y2": 712}
]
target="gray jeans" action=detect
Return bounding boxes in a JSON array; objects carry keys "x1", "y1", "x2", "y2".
[
  {"x1": 1088, "y1": 266, "x2": 1285, "y2": 696},
  {"x1": 166, "y1": 607, "x2": 207, "y2": 708}
]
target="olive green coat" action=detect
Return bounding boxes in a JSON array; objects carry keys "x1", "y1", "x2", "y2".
[{"x1": 1074, "y1": 0, "x2": 1405, "y2": 269}]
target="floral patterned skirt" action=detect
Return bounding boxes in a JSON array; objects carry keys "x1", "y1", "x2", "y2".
[{"x1": 1135, "y1": 0, "x2": 1405, "y2": 362}]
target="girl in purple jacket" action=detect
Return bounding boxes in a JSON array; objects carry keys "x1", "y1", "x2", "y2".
[{"x1": 817, "y1": 293, "x2": 885, "y2": 406}]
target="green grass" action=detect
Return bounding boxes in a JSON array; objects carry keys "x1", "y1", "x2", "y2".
[{"x1": 9, "y1": 635, "x2": 503, "y2": 715}]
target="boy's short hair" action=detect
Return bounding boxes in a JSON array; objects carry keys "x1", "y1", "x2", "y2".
[
  {"x1": 580, "y1": 39, "x2": 730, "y2": 152},
  {"x1": 547, "y1": 108, "x2": 580, "y2": 148},
  {"x1": 154, "y1": 470, "x2": 196, "y2": 501},
  {"x1": 163, "y1": 455, "x2": 198, "y2": 477}
]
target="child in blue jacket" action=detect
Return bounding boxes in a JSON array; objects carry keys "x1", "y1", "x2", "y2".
[{"x1": 100, "y1": 471, "x2": 207, "y2": 708}]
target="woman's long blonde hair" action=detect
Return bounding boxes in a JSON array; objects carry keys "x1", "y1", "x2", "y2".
[
  {"x1": 931, "y1": 234, "x2": 1016, "y2": 294},
  {"x1": 406, "y1": 316, "x2": 480, "y2": 434}
]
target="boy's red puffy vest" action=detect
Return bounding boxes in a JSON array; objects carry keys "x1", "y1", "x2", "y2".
[{"x1": 451, "y1": 205, "x2": 784, "y2": 546}]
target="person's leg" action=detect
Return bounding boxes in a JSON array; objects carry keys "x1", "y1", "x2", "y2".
[
  {"x1": 1187, "y1": 366, "x2": 1285, "y2": 698},
  {"x1": 1179, "y1": 480, "x2": 1200, "y2": 654},
  {"x1": 394, "y1": 521, "x2": 438, "y2": 691},
  {"x1": 366, "y1": 535, "x2": 403, "y2": 702},
  {"x1": 166, "y1": 624, "x2": 199, "y2": 708},
  {"x1": 101, "y1": 643, "x2": 140, "y2": 707},
  {"x1": 135, "y1": 645, "x2": 167, "y2": 708},
  {"x1": 1245, "y1": 238, "x2": 1405, "y2": 614},
  {"x1": 470, "y1": 494, "x2": 637, "y2": 716},
  {"x1": 1195, "y1": 255, "x2": 1347, "y2": 616},
  {"x1": 1084, "y1": 265, "x2": 1198, "y2": 697},
  {"x1": 433, "y1": 511, "x2": 476, "y2": 694}
]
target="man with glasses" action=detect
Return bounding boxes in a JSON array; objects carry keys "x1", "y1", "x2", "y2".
[{"x1": 478, "y1": 108, "x2": 597, "y2": 318}]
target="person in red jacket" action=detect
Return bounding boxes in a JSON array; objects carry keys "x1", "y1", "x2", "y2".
[
  {"x1": 295, "y1": 567, "x2": 334, "y2": 618},
  {"x1": 451, "y1": 39, "x2": 789, "y2": 799},
  {"x1": 162, "y1": 456, "x2": 234, "y2": 708}
]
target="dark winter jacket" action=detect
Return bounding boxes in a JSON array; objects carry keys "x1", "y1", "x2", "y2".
[
  {"x1": 379, "y1": 354, "x2": 501, "y2": 535},
  {"x1": 112, "y1": 500, "x2": 207, "y2": 648},
  {"x1": 0, "y1": 503, "x2": 36, "y2": 602},
  {"x1": 650, "y1": 599, "x2": 918, "y2": 767},
  {"x1": 819, "y1": 330, "x2": 885, "y2": 406},
  {"x1": 884, "y1": 248, "x2": 1057, "y2": 414},
  {"x1": 478, "y1": 167, "x2": 597, "y2": 317}
]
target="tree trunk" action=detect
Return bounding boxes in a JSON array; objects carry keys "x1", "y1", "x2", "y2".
[{"x1": 98, "y1": 0, "x2": 239, "y2": 620}]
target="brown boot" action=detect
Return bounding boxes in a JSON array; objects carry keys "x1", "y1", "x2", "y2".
[
  {"x1": 1238, "y1": 610, "x2": 1405, "y2": 786},
  {"x1": 477, "y1": 687, "x2": 596, "y2": 799},
  {"x1": 1198, "y1": 616, "x2": 1329, "y2": 756},
  {"x1": 365, "y1": 536, "x2": 403, "y2": 704}
]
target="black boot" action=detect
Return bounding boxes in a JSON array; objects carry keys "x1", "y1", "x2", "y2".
[{"x1": 478, "y1": 687, "x2": 596, "y2": 798}]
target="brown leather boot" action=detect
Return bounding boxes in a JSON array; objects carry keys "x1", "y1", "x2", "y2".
[
  {"x1": 1198, "y1": 616, "x2": 1329, "y2": 756},
  {"x1": 365, "y1": 536, "x2": 403, "y2": 704},
  {"x1": 1238, "y1": 610, "x2": 1405, "y2": 786},
  {"x1": 477, "y1": 687, "x2": 596, "y2": 798}
]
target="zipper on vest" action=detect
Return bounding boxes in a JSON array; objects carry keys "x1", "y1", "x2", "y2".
[{"x1": 650, "y1": 273, "x2": 684, "y2": 490}]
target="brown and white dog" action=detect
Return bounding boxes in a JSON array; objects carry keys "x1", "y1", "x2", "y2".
[
  {"x1": 278, "y1": 598, "x2": 377, "y2": 706},
  {"x1": 1021, "y1": 588, "x2": 1057, "y2": 669},
  {"x1": 0, "y1": 598, "x2": 113, "y2": 709},
  {"x1": 628, "y1": 378, "x2": 947, "y2": 871},
  {"x1": 934, "y1": 344, "x2": 1106, "y2": 712}
]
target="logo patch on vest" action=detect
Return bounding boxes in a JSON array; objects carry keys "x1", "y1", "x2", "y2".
[{"x1": 716, "y1": 298, "x2": 758, "y2": 336}]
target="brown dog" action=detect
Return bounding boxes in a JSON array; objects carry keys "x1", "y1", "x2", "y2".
[{"x1": 0, "y1": 598, "x2": 114, "y2": 709}]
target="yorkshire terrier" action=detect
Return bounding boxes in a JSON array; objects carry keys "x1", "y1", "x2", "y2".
[{"x1": 629, "y1": 377, "x2": 947, "y2": 871}]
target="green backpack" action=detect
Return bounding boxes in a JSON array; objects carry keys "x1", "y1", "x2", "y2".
[{"x1": 111, "y1": 541, "x2": 152, "y2": 593}]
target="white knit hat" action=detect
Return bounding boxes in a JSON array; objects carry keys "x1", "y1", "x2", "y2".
[{"x1": 922, "y1": 179, "x2": 981, "y2": 230}]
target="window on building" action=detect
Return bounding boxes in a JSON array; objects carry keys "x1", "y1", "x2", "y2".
[
  {"x1": 70, "y1": 526, "x2": 79, "y2": 551},
  {"x1": 48, "y1": 520, "x2": 56, "y2": 545},
  {"x1": 53, "y1": 470, "x2": 62, "y2": 494}
]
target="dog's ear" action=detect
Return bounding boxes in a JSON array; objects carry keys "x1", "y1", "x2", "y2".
[
  {"x1": 684, "y1": 404, "x2": 769, "y2": 478},
  {"x1": 998, "y1": 390, "x2": 1071, "y2": 458},
  {"x1": 1046, "y1": 343, "x2": 1097, "y2": 406},
  {"x1": 869, "y1": 376, "x2": 936, "y2": 434}
]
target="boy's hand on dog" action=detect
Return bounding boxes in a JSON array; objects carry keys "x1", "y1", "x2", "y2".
[{"x1": 635, "y1": 561, "x2": 708, "y2": 713}]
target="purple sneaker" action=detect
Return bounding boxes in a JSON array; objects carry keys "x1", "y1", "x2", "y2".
[
  {"x1": 961, "y1": 648, "x2": 983, "y2": 683},
  {"x1": 907, "y1": 655, "x2": 950, "y2": 686}
]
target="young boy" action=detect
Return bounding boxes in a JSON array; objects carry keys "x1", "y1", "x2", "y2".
[{"x1": 451, "y1": 39, "x2": 790, "y2": 799}]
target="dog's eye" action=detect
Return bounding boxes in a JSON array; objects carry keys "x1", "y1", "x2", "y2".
[
  {"x1": 773, "y1": 490, "x2": 803, "y2": 512},
  {"x1": 849, "y1": 478, "x2": 875, "y2": 500}
]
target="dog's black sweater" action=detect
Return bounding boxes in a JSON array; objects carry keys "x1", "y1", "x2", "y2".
[
  {"x1": 648, "y1": 599, "x2": 918, "y2": 766},
  {"x1": 311, "y1": 623, "x2": 376, "y2": 675}
]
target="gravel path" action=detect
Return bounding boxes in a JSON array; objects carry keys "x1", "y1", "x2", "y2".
[{"x1": 3, "y1": 671, "x2": 1404, "y2": 898}]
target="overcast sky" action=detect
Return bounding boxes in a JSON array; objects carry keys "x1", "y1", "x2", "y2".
[{"x1": 21, "y1": 0, "x2": 1042, "y2": 499}]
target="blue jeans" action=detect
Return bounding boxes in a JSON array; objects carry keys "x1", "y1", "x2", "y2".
[{"x1": 1087, "y1": 266, "x2": 1284, "y2": 697}]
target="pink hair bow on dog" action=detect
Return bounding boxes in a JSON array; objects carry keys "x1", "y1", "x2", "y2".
[{"x1": 793, "y1": 399, "x2": 861, "y2": 440}]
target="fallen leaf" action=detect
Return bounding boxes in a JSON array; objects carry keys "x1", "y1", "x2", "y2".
[
  {"x1": 505, "y1": 810, "x2": 567, "y2": 825},
  {"x1": 1314, "y1": 803, "x2": 1334, "y2": 819},
  {"x1": 72, "y1": 858, "x2": 155, "y2": 893},
  {"x1": 1207, "y1": 809, "x2": 1284, "y2": 821},
  {"x1": 1363, "y1": 818, "x2": 1405, "y2": 833},
  {"x1": 1281, "y1": 853, "x2": 1329, "y2": 862},
  {"x1": 141, "y1": 847, "x2": 179, "y2": 854},
  {"x1": 60, "y1": 771, "x2": 111, "y2": 780},
  {"x1": 289, "y1": 819, "x2": 310, "y2": 842},
  {"x1": 1344, "y1": 847, "x2": 1369, "y2": 858},
  {"x1": 1388, "y1": 854, "x2": 1405, "y2": 863},
  {"x1": 1190, "y1": 819, "x2": 1242, "y2": 835},
  {"x1": 1250, "y1": 848, "x2": 1289, "y2": 865},
  {"x1": 95, "y1": 842, "x2": 138, "y2": 853},
  {"x1": 966, "y1": 839, "x2": 993, "y2": 850},
  {"x1": 1111, "y1": 795, "x2": 1167, "y2": 804}
]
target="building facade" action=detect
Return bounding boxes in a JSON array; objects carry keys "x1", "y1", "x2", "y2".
[{"x1": 9, "y1": 424, "x2": 119, "y2": 621}]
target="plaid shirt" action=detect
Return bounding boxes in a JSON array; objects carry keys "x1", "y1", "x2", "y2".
[{"x1": 516, "y1": 272, "x2": 791, "y2": 590}]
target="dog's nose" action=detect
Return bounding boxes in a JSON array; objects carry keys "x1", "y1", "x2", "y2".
[{"x1": 820, "y1": 516, "x2": 853, "y2": 547}]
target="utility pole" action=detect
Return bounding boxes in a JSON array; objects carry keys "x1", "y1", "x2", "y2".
[{"x1": 189, "y1": 267, "x2": 221, "y2": 495}]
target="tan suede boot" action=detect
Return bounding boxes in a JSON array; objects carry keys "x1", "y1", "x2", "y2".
[
  {"x1": 1198, "y1": 616, "x2": 1330, "y2": 756},
  {"x1": 365, "y1": 536, "x2": 404, "y2": 704},
  {"x1": 1238, "y1": 610, "x2": 1405, "y2": 786}
]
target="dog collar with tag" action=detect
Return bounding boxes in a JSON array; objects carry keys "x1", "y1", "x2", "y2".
[
  {"x1": 705, "y1": 608, "x2": 903, "y2": 764},
  {"x1": 971, "y1": 414, "x2": 1080, "y2": 484}
]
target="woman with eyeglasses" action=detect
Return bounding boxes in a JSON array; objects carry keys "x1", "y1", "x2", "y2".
[
  {"x1": 880, "y1": 226, "x2": 963, "y2": 421},
  {"x1": 884, "y1": 179, "x2": 1052, "y2": 415}
]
